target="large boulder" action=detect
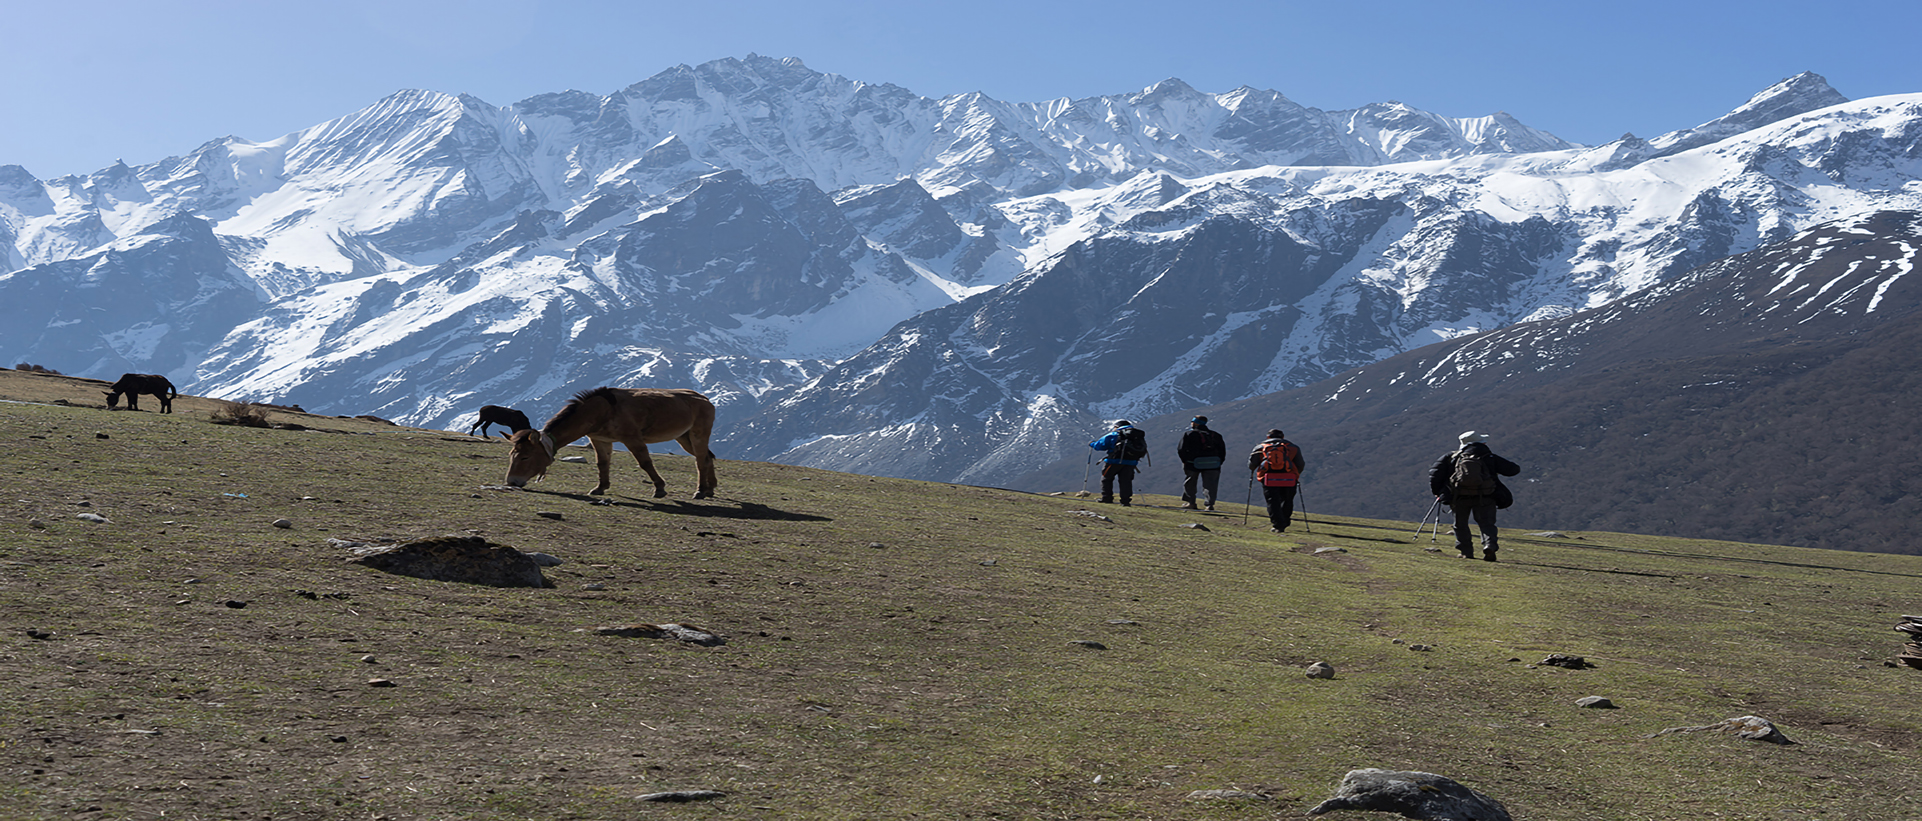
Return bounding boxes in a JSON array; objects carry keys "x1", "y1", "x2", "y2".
[
  {"x1": 1308, "y1": 768, "x2": 1511, "y2": 820},
  {"x1": 344, "y1": 535, "x2": 552, "y2": 588}
]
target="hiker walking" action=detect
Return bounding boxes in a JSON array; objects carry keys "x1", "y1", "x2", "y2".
[
  {"x1": 1248, "y1": 429, "x2": 1304, "y2": 532},
  {"x1": 1427, "y1": 430, "x2": 1521, "y2": 561},
  {"x1": 1089, "y1": 419, "x2": 1148, "y2": 506},
  {"x1": 1177, "y1": 416, "x2": 1227, "y2": 510}
]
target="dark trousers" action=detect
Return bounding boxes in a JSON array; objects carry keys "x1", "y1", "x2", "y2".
[
  {"x1": 1450, "y1": 497, "x2": 1500, "y2": 555},
  {"x1": 1261, "y1": 484, "x2": 1297, "y2": 530},
  {"x1": 1101, "y1": 463, "x2": 1136, "y2": 503},
  {"x1": 1182, "y1": 467, "x2": 1221, "y2": 505}
]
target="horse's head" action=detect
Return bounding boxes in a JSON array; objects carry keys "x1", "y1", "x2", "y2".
[
  {"x1": 103, "y1": 391, "x2": 120, "y2": 409},
  {"x1": 504, "y1": 430, "x2": 556, "y2": 488}
]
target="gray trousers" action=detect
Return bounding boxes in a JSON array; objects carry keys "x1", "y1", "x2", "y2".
[{"x1": 1450, "y1": 497, "x2": 1499, "y2": 553}]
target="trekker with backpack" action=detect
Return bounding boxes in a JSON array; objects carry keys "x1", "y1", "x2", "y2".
[
  {"x1": 1090, "y1": 420, "x2": 1149, "y2": 506},
  {"x1": 1177, "y1": 416, "x2": 1228, "y2": 511},
  {"x1": 1427, "y1": 430, "x2": 1521, "y2": 561},
  {"x1": 1248, "y1": 429, "x2": 1305, "y2": 533}
]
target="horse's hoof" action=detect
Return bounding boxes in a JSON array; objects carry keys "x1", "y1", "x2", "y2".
[
  {"x1": 694, "y1": 491, "x2": 712, "y2": 500},
  {"x1": 590, "y1": 489, "x2": 608, "y2": 496},
  {"x1": 653, "y1": 490, "x2": 668, "y2": 499}
]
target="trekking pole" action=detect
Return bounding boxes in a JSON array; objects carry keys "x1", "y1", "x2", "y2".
[
  {"x1": 1426, "y1": 497, "x2": 1443, "y2": 543},
  {"x1": 1243, "y1": 469, "x2": 1255, "y2": 525},
  {"x1": 1412, "y1": 496, "x2": 1441, "y2": 537},
  {"x1": 1084, "y1": 446, "x2": 1099, "y2": 499},
  {"x1": 1297, "y1": 481, "x2": 1311, "y2": 534}
]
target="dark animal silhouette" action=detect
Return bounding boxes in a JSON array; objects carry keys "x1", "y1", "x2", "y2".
[
  {"x1": 468, "y1": 405, "x2": 533, "y2": 438},
  {"x1": 504, "y1": 388, "x2": 717, "y2": 498},
  {"x1": 104, "y1": 373, "x2": 177, "y2": 413}
]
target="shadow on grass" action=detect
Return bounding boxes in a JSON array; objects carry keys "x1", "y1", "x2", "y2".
[
  {"x1": 1500, "y1": 536, "x2": 1922, "y2": 578},
  {"x1": 522, "y1": 489, "x2": 832, "y2": 522},
  {"x1": 1244, "y1": 517, "x2": 1922, "y2": 579}
]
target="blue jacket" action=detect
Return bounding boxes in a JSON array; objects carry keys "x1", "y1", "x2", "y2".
[{"x1": 1090, "y1": 427, "x2": 1142, "y2": 466}]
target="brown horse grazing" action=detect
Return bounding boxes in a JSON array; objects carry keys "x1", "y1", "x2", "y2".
[
  {"x1": 505, "y1": 387, "x2": 718, "y2": 499},
  {"x1": 104, "y1": 373, "x2": 177, "y2": 413}
]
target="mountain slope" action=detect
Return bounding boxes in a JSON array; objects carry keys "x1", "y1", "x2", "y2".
[
  {"x1": 3, "y1": 376, "x2": 1921, "y2": 819},
  {"x1": 1010, "y1": 210, "x2": 1922, "y2": 553}
]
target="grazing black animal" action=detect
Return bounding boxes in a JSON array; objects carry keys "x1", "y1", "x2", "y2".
[
  {"x1": 104, "y1": 373, "x2": 177, "y2": 413},
  {"x1": 468, "y1": 404, "x2": 533, "y2": 438}
]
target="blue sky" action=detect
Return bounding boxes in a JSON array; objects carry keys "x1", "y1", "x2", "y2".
[{"x1": 4, "y1": 0, "x2": 1919, "y2": 179}]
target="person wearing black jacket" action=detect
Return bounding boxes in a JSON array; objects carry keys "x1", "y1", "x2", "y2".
[
  {"x1": 1428, "y1": 431, "x2": 1521, "y2": 561},
  {"x1": 1176, "y1": 416, "x2": 1228, "y2": 510},
  {"x1": 1249, "y1": 429, "x2": 1305, "y2": 533}
]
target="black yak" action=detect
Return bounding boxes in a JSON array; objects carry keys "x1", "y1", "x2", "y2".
[
  {"x1": 468, "y1": 405, "x2": 533, "y2": 438},
  {"x1": 105, "y1": 374, "x2": 177, "y2": 413}
]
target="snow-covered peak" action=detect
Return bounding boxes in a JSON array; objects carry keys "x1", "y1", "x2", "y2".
[{"x1": 1648, "y1": 71, "x2": 1849, "y2": 155}]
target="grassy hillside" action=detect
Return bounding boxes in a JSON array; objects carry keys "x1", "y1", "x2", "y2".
[{"x1": 3, "y1": 369, "x2": 1919, "y2": 820}]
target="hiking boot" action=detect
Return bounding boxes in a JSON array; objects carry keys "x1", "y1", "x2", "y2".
[
  {"x1": 1204, "y1": 503, "x2": 1215, "y2": 511},
  {"x1": 1120, "y1": 500, "x2": 1132, "y2": 507},
  {"x1": 1179, "y1": 501, "x2": 1197, "y2": 510},
  {"x1": 1457, "y1": 547, "x2": 1475, "y2": 559},
  {"x1": 1482, "y1": 550, "x2": 1499, "y2": 563},
  {"x1": 1271, "y1": 526, "x2": 1286, "y2": 533}
]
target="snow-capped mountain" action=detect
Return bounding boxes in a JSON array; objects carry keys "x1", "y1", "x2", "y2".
[
  {"x1": 1, "y1": 59, "x2": 1914, "y2": 494},
  {"x1": 726, "y1": 75, "x2": 1922, "y2": 482},
  {"x1": 1015, "y1": 209, "x2": 1921, "y2": 552}
]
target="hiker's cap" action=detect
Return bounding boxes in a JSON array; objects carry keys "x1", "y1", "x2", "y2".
[
  {"x1": 1459, "y1": 430, "x2": 1489, "y2": 444},
  {"x1": 1192, "y1": 416, "x2": 1207, "y2": 424},
  {"x1": 1267, "y1": 429, "x2": 1285, "y2": 439},
  {"x1": 1113, "y1": 419, "x2": 1132, "y2": 428}
]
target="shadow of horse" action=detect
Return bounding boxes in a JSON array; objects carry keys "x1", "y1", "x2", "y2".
[{"x1": 518, "y1": 488, "x2": 830, "y2": 523}]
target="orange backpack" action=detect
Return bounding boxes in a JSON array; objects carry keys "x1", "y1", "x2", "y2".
[{"x1": 1258, "y1": 441, "x2": 1300, "y2": 486}]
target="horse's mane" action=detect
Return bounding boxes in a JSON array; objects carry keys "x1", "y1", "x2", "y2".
[{"x1": 545, "y1": 387, "x2": 621, "y2": 430}]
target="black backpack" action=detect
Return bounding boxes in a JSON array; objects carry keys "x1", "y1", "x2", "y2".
[
  {"x1": 1116, "y1": 427, "x2": 1148, "y2": 460},
  {"x1": 1450, "y1": 447, "x2": 1493, "y2": 497}
]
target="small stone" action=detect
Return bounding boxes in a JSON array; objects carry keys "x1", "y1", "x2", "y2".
[
  {"x1": 1314, "y1": 546, "x2": 1346, "y2": 554},
  {"x1": 224, "y1": 600, "x2": 248, "y2": 609},
  {"x1": 1540, "y1": 653, "x2": 1593, "y2": 669},
  {"x1": 1069, "y1": 640, "x2": 1107, "y2": 650},
  {"x1": 1650, "y1": 715, "x2": 1791, "y2": 744},
  {"x1": 271, "y1": 518, "x2": 293, "y2": 529},
  {"x1": 95, "y1": 432, "x2": 109, "y2": 439},
  {"x1": 1576, "y1": 696, "x2": 1616, "y2": 709},
  {"x1": 581, "y1": 583, "x2": 607, "y2": 591},
  {"x1": 1408, "y1": 644, "x2": 1434, "y2": 652},
  {"x1": 360, "y1": 655, "x2": 377, "y2": 664},
  {"x1": 26, "y1": 628, "x2": 54, "y2": 640},
  {"x1": 1306, "y1": 661, "x2": 1335, "y2": 679},
  {"x1": 1179, "y1": 523, "x2": 1211, "y2": 531},
  {"x1": 367, "y1": 679, "x2": 397, "y2": 688},
  {"x1": 76, "y1": 513, "x2": 111, "y2": 524},
  {"x1": 868, "y1": 542, "x2": 886, "y2": 549},
  {"x1": 536, "y1": 511, "x2": 564, "y2": 520}
]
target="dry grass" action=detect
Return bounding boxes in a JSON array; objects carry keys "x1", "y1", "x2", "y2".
[{"x1": 2, "y1": 370, "x2": 1919, "y2": 820}]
